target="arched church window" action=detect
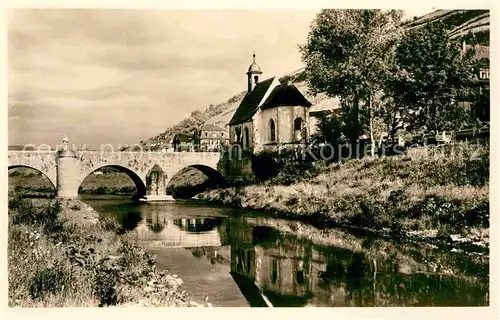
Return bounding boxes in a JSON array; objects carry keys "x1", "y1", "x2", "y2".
[
  {"x1": 254, "y1": 75, "x2": 259, "y2": 84},
  {"x1": 294, "y1": 118, "x2": 303, "y2": 131},
  {"x1": 235, "y1": 126, "x2": 242, "y2": 144},
  {"x1": 243, "y1": 127, "x2": 250, "y2": 149},
  {"x1": 269, "y1": 119, "x2": 276, "y2": 142}
]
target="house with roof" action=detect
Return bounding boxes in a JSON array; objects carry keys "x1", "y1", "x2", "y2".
[
  {"x1": 195, "y1": 122, "x2": 229, "y2": 152},
  {"x1": 228, "y1": 53, "x2": 313, "y2": 154},
  {"x1": 458, "y1": 42, "x2": 490, "y2": 122},
  {"x1": 172, "y1": 133, "x2": 194, "y2": 152}
]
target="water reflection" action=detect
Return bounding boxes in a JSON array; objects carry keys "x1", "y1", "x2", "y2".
[
  {"x1": 81, "y1": 196, "x2": 489, "y2": 307},
  {"x1": 226, "y1": 219, "x2": 489, "y2": 307}
]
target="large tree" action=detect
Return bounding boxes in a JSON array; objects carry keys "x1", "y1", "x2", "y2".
[
  {"x1": 389, "y1": 21, "x2": 476, "y2": 133},
  {"x1": 300, "y1": 9, "x2": 404, "y2": 156}
]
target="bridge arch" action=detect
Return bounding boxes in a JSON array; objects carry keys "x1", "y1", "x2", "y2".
[
  {"x1": 78, "y1": 165, "x2": 147, "y2": 198},
  {"x1": 8, "y1": 165, "x2": 57, "y2": 192},
  {"x1": 185, "y1": 164, "x2": 226, "y2": 187},
  {"x1": 167, "y1": 164, "x2": 227, "y2": 199}
]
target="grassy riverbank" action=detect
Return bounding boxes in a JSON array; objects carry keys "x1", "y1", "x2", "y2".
[
  {"x1": 7, "y1": 195, "x2": 206, "y2": 307},
  {"x1": 198, "y1": 144, "x2": 489, "y2": 246}
]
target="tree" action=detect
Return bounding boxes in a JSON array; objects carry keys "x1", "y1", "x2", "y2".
[
  {"x1": 390, "y1": 21, "x2": 476, "y2": 133},
  {"x1": 374, "y1": 95, "x2": 404, "y2": 143},
  {"x1": 300, "y1": 9, "x2": 404, "y2": 156},
  {"x1": 313, "y1": 111, "x2": 343, "y2": 145}
]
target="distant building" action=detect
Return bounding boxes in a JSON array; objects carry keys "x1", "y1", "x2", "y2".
[
  {"x1": 196, "y1": 122, "x2": 229, "y2": 152},
  {"x1": 228, "y1": 53, "x2": 312, "y2": 154},
  {"x1": 172, "y1": 133, "x2": 194, "y2": 152},
  {"x1": 459, "y1": 42, "x2": 490, "y2": 122}
]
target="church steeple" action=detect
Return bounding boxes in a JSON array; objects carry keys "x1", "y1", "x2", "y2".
[{"x1": 246, "y1": 51, "x2": 262, "y2": 93}]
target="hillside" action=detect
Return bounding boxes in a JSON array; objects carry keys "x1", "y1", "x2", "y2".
[
  {"x1": 140, "y1": 90, "x2": 246, "y2": 149},
  {"x1": 405, "y1": 9, "x2": 490, "y2": 45},
  {"x1": 140, "y1": 67, "x2": 340, "y2": 150},
  {"x1": 141, "y1": 9, "x2": 490, "y2": 149}
]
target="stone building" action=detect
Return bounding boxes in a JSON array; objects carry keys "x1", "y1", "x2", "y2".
[
  {"x1": 228, "y1": 53, "x2": 313, "y2": 154},
  {"x1": 195, "y1": 122, "x2": 229, "y2": 152}
]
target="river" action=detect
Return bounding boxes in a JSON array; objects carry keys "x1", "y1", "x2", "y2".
[{"x1": 80, "y1": 195, "x2": 489, "y2": 307}]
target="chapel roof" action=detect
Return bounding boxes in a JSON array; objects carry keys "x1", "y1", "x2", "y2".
[{"x1": 228, "y1": 77, "x2": 275, "y2": 125}]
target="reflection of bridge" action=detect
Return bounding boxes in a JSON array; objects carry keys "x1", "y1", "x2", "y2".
[
  {"x1": 135, "y1": 215, "x2": 226, "y2": 248},
  {"x1": 7, "y1": 139, "x2": 222, "y2": 198}
]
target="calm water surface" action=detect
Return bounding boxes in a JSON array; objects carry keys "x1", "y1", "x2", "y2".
[{"x1": 80, "y1": 195, "x2": 489, "y2": 307}]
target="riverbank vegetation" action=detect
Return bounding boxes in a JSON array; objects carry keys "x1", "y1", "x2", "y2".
[
  {"x1": 7, "y1": 195, "x2": 202, "y2": 307},
  {"x1": 198, "y1": 143, "x2": 489, "y2": 246}
]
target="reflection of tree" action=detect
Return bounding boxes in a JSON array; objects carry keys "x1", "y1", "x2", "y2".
[
  {"x1": 117, "y1": 211, "x2": 142, "y2": 231},
  {"x1": 317, "y1": 248, "x2": 489, "y2": 307}
]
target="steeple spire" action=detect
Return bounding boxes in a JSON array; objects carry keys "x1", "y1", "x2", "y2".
[{"x1": 247, "y1": 50, "x2": 263, "y2": 93}]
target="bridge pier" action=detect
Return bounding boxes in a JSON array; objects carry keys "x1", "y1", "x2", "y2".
[{"x1": 56, "y1": 137, "x2": 79, "y2": 198}]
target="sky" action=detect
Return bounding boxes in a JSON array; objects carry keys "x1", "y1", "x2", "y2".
[{"x1": 8, "y1": 8, "x2": 435, "y2": 150}]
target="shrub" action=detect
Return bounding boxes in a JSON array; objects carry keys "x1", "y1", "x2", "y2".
[
  {"x1": 463, "y1": 199, "x2": 489, "y2": 228},
  {"x1": 39, "y1": 201, "x2": 65, "y2": 235},
  {"x1": 252, "y1": 151, "x2": 282, "y2": 181},
  {"x1": 99, "y1": 215, "x2": 125, "y2": 235},
  {"x1": 93, "y1": 268, "x2": 120, "y2": 306},
  {"x1": 28, "y1": 264, "x2": 72, "y2": 301}
]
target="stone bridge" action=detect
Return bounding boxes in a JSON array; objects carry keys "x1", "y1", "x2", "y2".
[{"x1": 8, "y1": 148, "x2": 221, "y2": 199}]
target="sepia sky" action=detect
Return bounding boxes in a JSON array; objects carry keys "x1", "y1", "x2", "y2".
[{"x1": 8, "y1": 8, "x2": 434, "y2": 149}]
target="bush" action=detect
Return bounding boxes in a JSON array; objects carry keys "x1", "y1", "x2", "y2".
[
  {"x1": 463, "y1": 199, "x2": 489, "y2": 228},
  {"x1": 99, "y1": 215, "x2": 125, "y2": 235},
  {"x1": 9, "y1": 197, "x2": 64, "y2": 235},
  {"x1": 93, "y1": 268, "x2": 120, "y2": 306},
  {"x1": 28, "y1": 264, "x2": 72, "y2": 301},
  {"x1": 251, "y1": 151, "x2": 282, "y2": 182}
]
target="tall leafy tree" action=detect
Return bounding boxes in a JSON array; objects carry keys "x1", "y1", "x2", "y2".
[
  {"x1": 390, "y1": 21, "x2": 476, "y2": 133},
  {"x1": 300, "y1": 9, "x2": 403, "y2": 156}
]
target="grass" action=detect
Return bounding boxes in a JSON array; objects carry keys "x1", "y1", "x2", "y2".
[
  {"x1": 7, "y1": 195, "x2": 205, "y2": 307},
  {"x1": 198, "y1": 143, "x2": 489, "y2": 245}
]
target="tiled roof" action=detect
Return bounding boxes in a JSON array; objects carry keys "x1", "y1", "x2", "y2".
[
  {"x1": 173, "y1": 133, "x2": 193, "y2": 143},
  {"x1": 260, "y1": 83, "x2": 312, "y2": 110},
  {"x1": 201, "y1": 123, "x2": 225, "y2": 132},
  {"x1": 229, "y1": 77, "x2": 275, "y2": 125}
]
